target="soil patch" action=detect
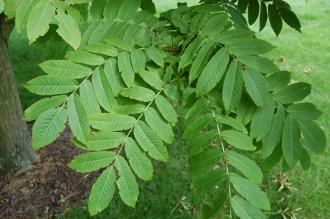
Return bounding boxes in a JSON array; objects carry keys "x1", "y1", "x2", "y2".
[{"x1": 0, "y1": 127, "x2": 95, "y2": 219}]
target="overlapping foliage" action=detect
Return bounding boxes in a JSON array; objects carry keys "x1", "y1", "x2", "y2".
[{"x1": 3, "y1": 0, "x2": 326, "y2": 218}]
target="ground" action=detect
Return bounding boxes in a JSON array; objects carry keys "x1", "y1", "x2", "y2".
[
  {"x1": 0, "y1": 127, "x2": 96, "y2": 219},
  {"x1": 4, "y1": 0, "x2": 329, "y2": 218}
]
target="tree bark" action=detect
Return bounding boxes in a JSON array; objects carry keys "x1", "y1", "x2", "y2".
[{"x1": 0, "y1": 16, "x2": 38, "y2": 171}]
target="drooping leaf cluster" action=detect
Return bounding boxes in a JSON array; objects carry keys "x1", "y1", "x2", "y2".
[{"x1": 3, "y1": 0, "x2": 326, "y2": 218}]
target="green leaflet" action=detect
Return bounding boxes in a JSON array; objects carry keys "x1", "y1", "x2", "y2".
[
  {"x1": 115, "y1": 156, "x2": 139, "y2": 207},
  {"x1": 243, "y1": 69, "x2": 269, "y2": 106},
  {"x1": 164, "y1": 66, "x2": 174, "y2": 83},
  {"x1": 227, "y1": 151, "x2": 263, "y2": 184},
  {"x1": 190, "y1": 148, "x2": 222, "y2": 174},
  {"x1": 200, "y1": 13, "x2": 229, "y2": 39},
  {"x1": 263, "y1": 145, "x2": 283, "y2": 170},
  {"x1": 121, "y1": 87, "x2": 156, "y2": 102},
  {"x1": 155, "y1": 95, "x2": 177, "y2": 125},
  {"x1": 15, "y1": 0, "x2": 36, "y2": 32},
  {"x1": 88, "y1": 167, "x2": 116, "y2": 216},
  {"x1": 85, "y1": 43, "x2": 118, "y2": 57},
  {"x1": 273, "y1": 82, "x2": 311, "y2": 104},
  {"x1": 238, "y1": 55, "x2": 279, "y2": 74},
  {"x1": 248, "y1": 0, "x2": 259, "y2": 25},
  {"x1": 300, "y1": 148, "x2": 311, "y2": 170},
  {"x1": 118, "y1": 52, "x2": 135, "y2": 87},
  {"x1": 287, "y1": 102, "x2": 321, "y2": 120},
  {"x1": 89, "y1": 113, "x2": 136, "y2": 131},
  {"x1": 104, "y1": 58, "x2": 123, "y2": 97},
  {"x1": 66, "y1": 50, "x2": 105, "y2": 66},
  {"x1": 114, "y1": 104, "x2": 145, "y2": 115},
  {"x1": 282, "y1": 115, "x2": 302, "y2": 167},
  {"x1": 231, "y1": 196, "x2": 266, "y2": 219},
  {"x1": 262, "y1": 106, "x2": 285, "y2": 158},
  {"x1": 189, "y1": 42, "x2": 216, "y2": 83},
  {"x1": 144, "y1": 107, "x2": 175, "y2": 144},
  {"x1": 62, "y1": 6, "x2": 80, "y2": 25},
  {"x1": 222, "y1": 61, "x2": 243, "y2": 113},
  {"x1": 131, "y1": 49, "x2": 146, "y2": 73},
  {"x1": 216, "y1": 115, "x2": 248, "y2": 134},
  {"x1": 89, "y1": 0, "x2": 106, "y2": 20},
  {"x1": 250, "y1": 97, "x2": 275, "y2": 141},
  {"x1": 68, "y1": 151, "x2": 116, "y2": 173},
  {"x1": 220, "y1": 130, "x2": 255, "y2": 151},
  {"x1": 86, "y1": 131, "x2": 126, "y2": 151},
  {"x1": 187, "y1": 130, "x2": 218, "y2": 156},
  {"x1": 134, "y1": 121, "x2": 169, "y2": 161},
  {"x1": 92, "y1": 68, "x2": 117, "y2": 112},
  {"x1": 164, "y1": 84, "x2": 179, "y2": 102},
  {"x1": 226, "y1": 38, "x2": 275, "y2": 56},
  {"x1": 138, "y1": 70, "x2": 164, "y2": 90},
  {"x1": 201, "y1": 187, "x2": 228, "y2": 219},
  {"x1": 183, "y1": 113, "x2": 213, "y2": 139},
  {"x1": 190, "y1": 13, "x2": 209, "y2": 33},
  {"x1": 185, "y1": 98, "x2": 208, "y2": 121},
  {"x1": 268, "y1": 4, "x2": 283, "y2": 36},
  {"x1": 4, "y1": 0, "x2": 19, "y2": 19},
  {"x1": 146, "y1": 47, "x2": 164, "y2": 67},
  {"x1": 280, "y1": 8, "x2": 301, "y2": 31},
  {"x1": 80, "y1": 21, "x2": 99, "y2": 46},
  {"x1": 105, "y1": 23, "x2": 138, "y2": 50},
  {"x1": 179, "y1": 36, "x2": 205, "y2": 70},
  {"x1": 27, "y1": 0, "x2": 55, "y2": 43},
  {"x1": 236, "y1": 95, "x2": 256, "y2": 125},
  {"x1": 88, "y1": 21, "x2": 113, "y2": 44},
  {"x1": 68, "y1": 94, "x2": 90, "y2": 144},
  {"x1": 218, "y1": 29, "x2": 254, "y2": 44},
  {"x1": 103, "y1": 0, "x2": 121, "y2": 20},
  {"x1": 25, "y1": 75, "x2": 78, "y2": 96},
  {"x1": 39, "y1": 60, "x2": 92, "y2": 79},
  {"x1": 266, "y1": 71, "x2": 291, "y2": 91},
  {"x1": 116, "y1": 0, "x2": 140, "y2": 21},
  {"x1": 125, "y1": 138, "x2": 153, "y2": 181},
  {"x1": 32, "y1": 107, "x2": 67, "y2": 150},
  {"x1": 55, "y1": 11, "x2": 81, "y2": 49},
  {"x1": 0, "y1": 0, "x2": 5, "y2": 13},
  {"x1": 193, "y1": 169, "x2": 226, "y2": 194},
  {"x1": 299, "y1": 120, "x2": 326, "y2": 154},
  {"x1": 66, "y1": 0, "x2": 91, "y2": 4},
  {"x1": 230, "y1": 173, "x2": 270, "y2": 210},
  {"x1": 135, "y1": 27, "x2": 152, "y2": 47},
  {"x1": 80, "y1": 80, "x2": 101, "y2": 114},
  {"x1": 196, "y1": 49, "x2": 229, "y2": 96},
  {"x1": 24, "y1": 95, "x2": 67, "y2": 121}
]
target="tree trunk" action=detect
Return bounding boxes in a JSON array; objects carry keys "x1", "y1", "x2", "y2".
[{"x1": 0, "y1": 16, "x2": 38, "y2": 171}]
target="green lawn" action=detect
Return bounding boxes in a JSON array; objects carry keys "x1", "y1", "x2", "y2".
[{"x1": 9, "y1": 0, "x2": 329, "y2": 218}]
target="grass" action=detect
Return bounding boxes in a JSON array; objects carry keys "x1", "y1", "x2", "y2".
[{"x1": 9, "y1": 0, "x2": 329, "y2": 218}]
